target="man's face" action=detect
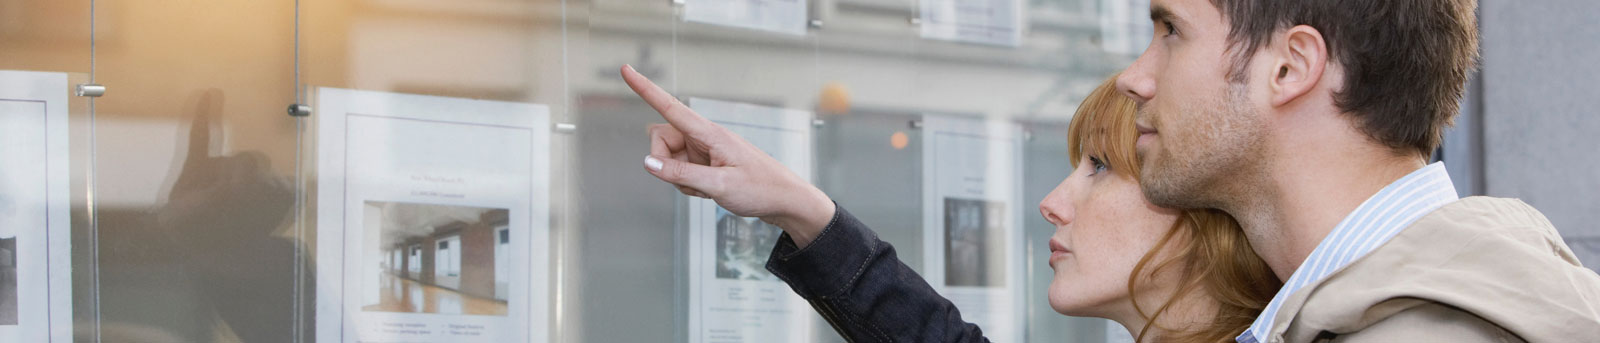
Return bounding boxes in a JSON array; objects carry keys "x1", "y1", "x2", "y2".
[{"x1": 1117, "y1": 0, "x2": 1269, "y2": 209}]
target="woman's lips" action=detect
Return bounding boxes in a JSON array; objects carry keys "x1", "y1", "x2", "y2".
[{"x1": 1048, "y1": 239, "x2": 1071, "y2": 268}]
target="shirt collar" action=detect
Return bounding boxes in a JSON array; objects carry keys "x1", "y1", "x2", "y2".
[{"x1": 1238, "y1": 162, "x2": 1460, "y2": 343}]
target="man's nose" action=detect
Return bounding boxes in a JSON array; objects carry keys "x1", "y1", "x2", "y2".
[{"x1": 1117, "y1": 56, "x2": 1157, "y2": 105}]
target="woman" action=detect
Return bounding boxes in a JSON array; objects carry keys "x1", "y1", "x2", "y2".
[{"x1": 622, "y1": 65, "x2": 1281, "y2": 342}]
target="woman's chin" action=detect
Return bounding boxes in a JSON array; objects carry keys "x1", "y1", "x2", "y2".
[
  {"x1": 1047, "y1": 289, "x2": 1089, "y2": 316},
  {"x1": 1047, "y1": 283, "x2": 1115, "y2": 318},
  {"x1": 1050, "y1": 301, "x2": 1094, "y2": 317}
]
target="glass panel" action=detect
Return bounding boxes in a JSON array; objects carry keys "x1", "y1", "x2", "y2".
[
  {"x1": 81, "y1": 0, "x2": 309, "y2": 340},
  {"x1": 669, "y1": 1, "x2": 832, "y2": 340},
  {"x1": 299, "y1": 0, "x2": 574, "y2": 338},
  {"x1": 566, "y1": 1, "x2": 685, "y2": 343},
  {"x1": 816, "y1": 109, "x2": 923, "y2": 271}
]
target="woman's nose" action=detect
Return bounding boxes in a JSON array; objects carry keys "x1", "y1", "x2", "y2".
[{"x1": 1039, "y1": 184, "x2": 1073, "y2": 227}]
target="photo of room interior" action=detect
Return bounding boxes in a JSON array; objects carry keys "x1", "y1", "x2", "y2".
[
  {"x1": 714, "y1": 207, "x2": 783, "y2": 281},
  {"x1": 0, "y1": 233, "x2": 15, "y2": 325},
  {"x1": 361, "y1": 201, "x2": 511, "y2": 316},
  {"x1": 944, "y1": 198, "x2": 1007, "y2": 288}
]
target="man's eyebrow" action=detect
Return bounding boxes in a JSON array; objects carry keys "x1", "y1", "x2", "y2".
[{"x1": 1150, "y1": 4, "x2": 1177, "y2": 25}]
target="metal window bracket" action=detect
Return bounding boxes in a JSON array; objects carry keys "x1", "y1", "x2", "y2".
[
  {"x1": 75, "y1": 84, "x2": 106, "y2": 97},
  {"x1": 287, "y1": 104, "x2": 312, "y2": 117}
]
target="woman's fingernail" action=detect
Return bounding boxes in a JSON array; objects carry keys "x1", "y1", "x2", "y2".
[{"x1": 644, "y1": 155, "x2": 663, "y2": 171}]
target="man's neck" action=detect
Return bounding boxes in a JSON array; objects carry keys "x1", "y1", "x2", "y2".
[{"x1": 1222, "y1": 119, "x2": 1426, "y2": 280}]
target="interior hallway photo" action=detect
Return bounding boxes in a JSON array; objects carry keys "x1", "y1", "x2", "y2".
[{"x1": 362, "y1": 271, "x2": 507, "y2": 316}]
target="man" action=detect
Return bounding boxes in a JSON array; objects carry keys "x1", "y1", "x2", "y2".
[{"x1": 1118, "y1": 0, "x2": 1600, "y2": 341}]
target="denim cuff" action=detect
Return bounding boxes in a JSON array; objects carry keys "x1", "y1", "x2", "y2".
[{"x1": 765, "y1": 203, "x2": 877, "y2": 299}]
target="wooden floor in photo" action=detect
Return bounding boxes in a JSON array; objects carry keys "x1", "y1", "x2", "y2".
[{"x1": 363, "y1": 272, "x2": 508, "y2": 316}]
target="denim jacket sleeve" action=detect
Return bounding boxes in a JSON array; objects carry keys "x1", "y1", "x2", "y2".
[{"x1": 765, "y1": 203, "x2": 989, "y2": 343}]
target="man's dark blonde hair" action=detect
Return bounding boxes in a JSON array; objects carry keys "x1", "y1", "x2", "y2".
[{"x1": 1208, "y1": 0, "x2": 1480, "y2": 158}]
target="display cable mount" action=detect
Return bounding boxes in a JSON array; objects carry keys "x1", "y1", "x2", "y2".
[
  {"x1": 75, "y1": 84, "x2": 106, "y2": 97},
  {"x1": 287, "y1": 103, "x2": 312, "y2": 117}
]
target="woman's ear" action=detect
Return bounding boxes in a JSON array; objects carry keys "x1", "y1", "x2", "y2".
[{"x1": 1270, "y1": 25, "x2": 1328, "y2": 107}]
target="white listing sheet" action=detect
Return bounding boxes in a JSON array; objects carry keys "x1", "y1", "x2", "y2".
[
  {"x1": 920, "y1": 114, "x2": 1025, "y2": 342},
  {"x1": 684, "y1": 0, "x2": 809, "y2": 36},
  {"x1": 0, "y1": 70, "x2": 72, "y2": 342},
  {"x1": 920, "y1": 0, "x2": 1026, "y2": 47},
  {"x1": 686, "y1": 98, "x2": 815, "y2": 343},
  {"x1": 314, "y1": 88, "x2": 551, "y2": 343},
  {"x1": 0, "y1": 70, "x2": 73, "y2": 343}
]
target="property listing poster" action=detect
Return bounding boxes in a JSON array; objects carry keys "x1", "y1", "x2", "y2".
[
  {"x1": 919, "y1": 0, "x2": 1026, "y2": 47},
  {"x1": 314, "y1": 88, "x2": 551, "y2": 343},
  {"x1": 686, "y1": 98, "x2": 815, "y2": 343},
  {"x1": 920, "y1": 114, "x2": 1025, "y2": 342},
  {"x1": 683, "y1": 0, "x2": 809, "y2": 36},
  {"x1": 0, "y1": 71, "x2": 72, "y2": 342}
]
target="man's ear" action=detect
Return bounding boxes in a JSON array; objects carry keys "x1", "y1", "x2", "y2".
[{"x1": 1270, "y1": 25, "x2": 1328, "y2": 107}]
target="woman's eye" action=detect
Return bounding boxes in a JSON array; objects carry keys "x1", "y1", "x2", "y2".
[{"x1": 1088, "y1": 156, "x2": 1108, "y2": 176}]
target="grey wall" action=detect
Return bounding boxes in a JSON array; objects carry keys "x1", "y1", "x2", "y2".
[{"x1": 1481, "y1": 0, "x2": 1600, "y2": 270}]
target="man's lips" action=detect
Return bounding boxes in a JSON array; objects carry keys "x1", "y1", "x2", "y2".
[
  {"x1": 1136, "y1": 122, "x2": 1157, "y2": 146},
  {"x1": 1048, "y1": 239, "x2": 1071, "y2": 268},
  {"x1": 1136, "y1": 122, "x2": 1157, "y2": 136}
]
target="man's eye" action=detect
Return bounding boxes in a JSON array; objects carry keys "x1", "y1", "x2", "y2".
[{"x1": 1163, "y1": 20, "x2": 1178, "y2": 36}]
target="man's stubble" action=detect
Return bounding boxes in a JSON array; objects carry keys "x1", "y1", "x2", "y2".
[{"x1": 1137, "y1": 83, "x2": 1271, "y2": 213}]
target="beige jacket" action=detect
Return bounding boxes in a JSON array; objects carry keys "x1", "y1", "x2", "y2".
[{"x1": 1261, "y1": 197, "x2": 1600, "y2": 343}]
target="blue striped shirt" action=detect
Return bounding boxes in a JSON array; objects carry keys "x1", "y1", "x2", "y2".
[{"x1": 1237, "y1": 162, "x2": 1460, "y2": 343}]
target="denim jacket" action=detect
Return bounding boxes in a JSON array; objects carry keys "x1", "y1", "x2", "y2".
[{"x1": 765, "y1": 204, "x2": 990, "y2": 342}]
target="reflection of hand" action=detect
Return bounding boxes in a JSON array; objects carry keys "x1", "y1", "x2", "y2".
[
  {"x1": 144, "y1": 89, "x2": 306, "y2": 343},
  {"x1": 622, "y1": 65, "x2": 835, "y2": 248},
  {"x1": 158, "y1": 103, "x2": 293, "y2": 236}
]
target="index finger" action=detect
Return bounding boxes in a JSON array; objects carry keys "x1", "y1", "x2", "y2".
[
  {"x1": 187, "y1": 89, "x2": 223, "y2": 163},
  {"x1": 621, "y1": 65, "x2": 717, "y2": 137},
  {"x1": 172, "y1": 90, "x2": 223, "y2": 195}
]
